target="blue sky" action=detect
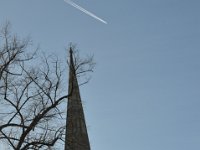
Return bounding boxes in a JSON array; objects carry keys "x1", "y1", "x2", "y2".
[{"x1": 0, "y1": 0, "x2": 200, "y2": 149}]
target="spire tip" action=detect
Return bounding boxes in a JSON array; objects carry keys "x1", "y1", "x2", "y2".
[{"x1": 69, "y1": 47, "x2": 73, "y2": 54}]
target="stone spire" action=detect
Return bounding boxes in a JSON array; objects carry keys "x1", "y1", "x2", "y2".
[{"x1": 65, "y1": 47, "x2": 91, "y2": 150}]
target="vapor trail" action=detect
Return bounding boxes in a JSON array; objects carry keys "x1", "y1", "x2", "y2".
[{"x1": 64, "y1": 0, "x2": 107, "y2": 24}]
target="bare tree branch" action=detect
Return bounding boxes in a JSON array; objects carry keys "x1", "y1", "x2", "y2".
[{"x1": 0, "y1": 24, "x2": 94, "y2": 150}]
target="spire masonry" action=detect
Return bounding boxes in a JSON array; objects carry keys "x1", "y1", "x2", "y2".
[{"x1": 65, "y1": 47, "x2": 91, "y2": 150}]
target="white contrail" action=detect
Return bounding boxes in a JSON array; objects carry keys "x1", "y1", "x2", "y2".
[{"x1": 64, "y1": 0, "x2": 107, "y2": 24}]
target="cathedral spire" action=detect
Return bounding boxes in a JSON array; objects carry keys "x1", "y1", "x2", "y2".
[{"x1": 65, "y1": 47, "x2": 91, "y2": 150}]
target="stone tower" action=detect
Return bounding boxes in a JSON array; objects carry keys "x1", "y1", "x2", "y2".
[{"x1": 65, "y1": 48, "x2": 91, "y2": 150}]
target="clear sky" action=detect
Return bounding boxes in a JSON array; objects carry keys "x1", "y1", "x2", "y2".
[{"x1": 0, "y1": 0, "x2": 200, "y2": 150}]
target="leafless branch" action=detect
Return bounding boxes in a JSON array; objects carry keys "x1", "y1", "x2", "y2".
[{"x1": 0, "y1": 24, "x2": 94, "y2": 150}]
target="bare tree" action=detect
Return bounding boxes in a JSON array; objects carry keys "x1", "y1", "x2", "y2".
[{"x1": 0, "y1": 23, "x2": 94, "y2": 150}]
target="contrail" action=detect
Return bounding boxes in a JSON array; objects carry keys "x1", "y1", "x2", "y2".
[{"x1": 64, "y1": 0, "x2": 107, "y2": 24}]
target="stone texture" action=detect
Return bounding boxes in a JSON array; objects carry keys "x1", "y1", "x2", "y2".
[{"x1": 65, "y1": 48, "x2": 90, "y2": 150}]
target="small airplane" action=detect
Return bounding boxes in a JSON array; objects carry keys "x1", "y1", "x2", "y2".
[{"x1": 64, "y1": 0, "x2": 107, "y2": 24}]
